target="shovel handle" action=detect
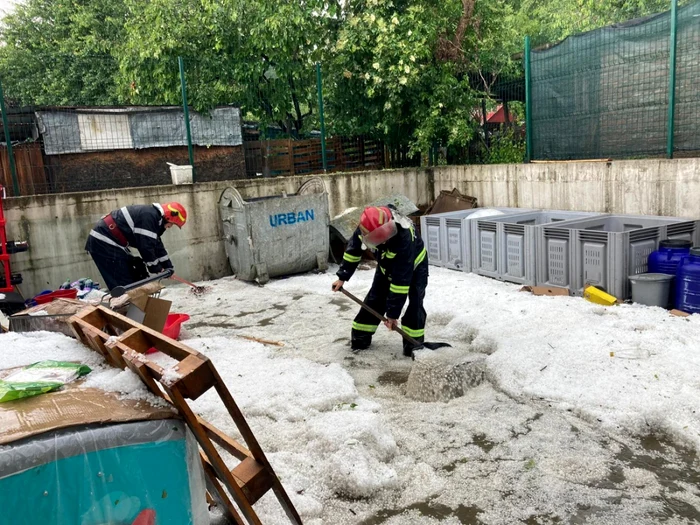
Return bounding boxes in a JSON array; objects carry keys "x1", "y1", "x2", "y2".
[
  {"x1": 110, "y1": 269, "x2": 174, "y2": 298},
  {"x1": 172, "y1": 274, "x2": 199, "y2": 289},
  {"x1": 339, "y1": 287, "x2": 421, "y2": 346}
]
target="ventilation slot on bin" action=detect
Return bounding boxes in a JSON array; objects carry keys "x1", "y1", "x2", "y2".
[
  {"x1": 479, "y1": 230, "x2": 497, "y2": 273},
  {"x1": 547, "y1": 239, "x2": 569, "y2": 286},
  {"x1": 629, "y1": 239, "x2": 657, "y2": 275},
  {"x1": 544, "y1": 228, "x2": 570, "y2": 241},
  {"x1": 445, "y1": 219, "x2": 463, "y2": 268},
  {"x1": 478, "y1": 221, "x2": 497, "y2": 233},
  {"x1": 506, "y1": 234, "x2": 525, "y2": 278},
  {"x1": 582, "y1": 242, "x2": 607, "y2": 288},
  {"x1": 425, "y1": 218, "x2": 441, "y2": 262},
  {"x1": 504, "y1": 223, "x2": 526, "y2": 236},
  {"x1": 578, "y1": 230, "x2": 609, "y2": 243},
  {"x1": 666, "y1": 222, "x2": 696, "y2": 241}
]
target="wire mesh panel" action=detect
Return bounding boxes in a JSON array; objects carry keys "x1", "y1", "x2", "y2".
[
  {"x1": 0, "y1": 55, "x2": 215, "y2": 196},
  {"x1": 530, "y1": 1, "x2": 700, "y2": 160},
  {"x1": 673, "y1": 2, "x2": 700, "y2": 154}
]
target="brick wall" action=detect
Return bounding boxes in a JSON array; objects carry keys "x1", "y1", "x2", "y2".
[{"x1": 44, "y1": 145, "x2": 246, "y2": 194}]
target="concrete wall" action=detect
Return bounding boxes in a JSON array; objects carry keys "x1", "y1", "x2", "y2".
[
  {"x1": 3, "y1": 168, "x2": 432, "y2": 296},
  {"x1": 6, "y1": 157, "x2": 700, "y2": 297},
  {"x1": 433, "y1": 158, "x2": 700, "y2": 218}
]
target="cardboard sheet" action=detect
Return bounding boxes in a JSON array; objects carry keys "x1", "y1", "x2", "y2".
[{"x1": 0, "y1": 382, "x2": 176, "y2": 445}]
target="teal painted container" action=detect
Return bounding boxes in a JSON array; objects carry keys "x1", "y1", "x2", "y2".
[{"x1": 0, "y1": 420, "x2": 208, "y2": 525}]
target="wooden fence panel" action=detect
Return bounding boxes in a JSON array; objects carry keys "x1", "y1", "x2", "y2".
[
  {"x1": 243, "y1": 136, "x2": 385, "y2": 179},
  {"x1": 0, "y1": 143, "x2": 48, "y2": 196}
]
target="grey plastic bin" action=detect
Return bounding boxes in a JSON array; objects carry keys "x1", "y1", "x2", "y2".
[
  {"x1": 420, "y1": 207, "x2": 533, "y2": 272},
  {"x1": 470, "y1": 210, "x2": 603, "y2": 285},
  {"x1": 536, "y1": 214, "x2": 700, "y2": 299},
  {"x1": 629, "y1": 273, "x2": 674, "y2": 307},
  {"x1": 219, "y1": 178, "x2": 330, "y2": 284}
]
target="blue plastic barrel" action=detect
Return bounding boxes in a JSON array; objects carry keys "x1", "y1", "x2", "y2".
[
  {"x1": 675, "y1": 247, "x2": 700, "y2": 313},
  {"x1": 650, "y1": 240, "x2": 692, "y2": 308},
  {"x1": 649, "y1": 239, "x2": 692, "y2": 275}
]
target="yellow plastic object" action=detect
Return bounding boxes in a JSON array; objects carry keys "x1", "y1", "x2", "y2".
[{"x1": 583, "y1": 285, "x2": 618, "y2": 306}]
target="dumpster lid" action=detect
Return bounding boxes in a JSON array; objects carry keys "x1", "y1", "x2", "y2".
[{"x1": 330, "y1": 194, "x2": 419, "y2": 242}]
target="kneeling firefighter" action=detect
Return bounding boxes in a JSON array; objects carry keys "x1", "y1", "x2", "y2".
[
  {"x1": 332, "y1": 205, "x2": 429, "y2": 356},
  {"x1": 85, "y1": 202, "x2": 187, "y2": 290}
]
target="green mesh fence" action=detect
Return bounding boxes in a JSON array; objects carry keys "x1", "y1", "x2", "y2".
[{"x1": 530, "y1": 1, "x2": 700, "y2": 160}]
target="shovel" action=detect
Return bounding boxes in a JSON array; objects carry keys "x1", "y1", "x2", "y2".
[
  {"x1": 171, "y1": 274, "x2": 211, "y2": 296},
  {"x1": 110, "y1": 269, "x2": 174, "y2": 298},
  {"x1": 339, "y1": 287, "x2": 452, "y2": 355}
]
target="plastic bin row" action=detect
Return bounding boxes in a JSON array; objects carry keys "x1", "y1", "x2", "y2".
[{"x1": 420, "y1": 208, "x2": 700, "y2": 299}]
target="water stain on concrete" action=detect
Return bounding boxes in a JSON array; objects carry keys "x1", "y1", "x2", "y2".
[
  {"x1": 330, "y1": 297, "x2": 353, "y2": 313},
  {"x1": 359, "y1": 502, "x2": 484, "y2": 525},
  {"x1": 472, "y1": 433, "x2": 497, "y2": 453},
  {"x1": 377, "y1": 370, "x2": 410, "y2": 386}
]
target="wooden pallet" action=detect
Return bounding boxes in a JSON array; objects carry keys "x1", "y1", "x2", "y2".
[{"x1": 69, "y1": 305, "x2": 302, "y2": 525}]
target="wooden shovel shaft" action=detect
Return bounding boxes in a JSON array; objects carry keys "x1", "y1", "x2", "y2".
[
  {"x1": 172, "y1": 274, "x2": 199, "y2": 289},
  {"x1": 339, "y1": 287, "x2": 421, "y2": 346}
]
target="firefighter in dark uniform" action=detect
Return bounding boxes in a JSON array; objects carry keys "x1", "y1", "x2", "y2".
[
  {"x1": 85, "y1": 202, "x2": 187, "y2": 290},
  {"x1": 332, "y1": 205, "x2": 429, "y2": 357}
]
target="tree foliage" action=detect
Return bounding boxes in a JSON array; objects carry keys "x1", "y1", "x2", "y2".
[
  {"x1": 0, "y1": 0, "x2": 126, "y2": 105},
  {"x1": 0, "y1": 0, "x2": 684, "y2": 149},
  {"x1": 515, "y1": 0, "x2": 691, "y2": 47}
]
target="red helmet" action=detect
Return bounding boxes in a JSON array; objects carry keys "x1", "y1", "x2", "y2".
[
  {"x1": 359, "y1": 206, "x2": 397, "y2": 248},
  {"x1": 162, "y1": 202, "x2": 187, "y2": 228}
]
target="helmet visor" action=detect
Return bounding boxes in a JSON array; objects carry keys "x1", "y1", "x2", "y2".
[{"x1": 363, "y1": 220, "x2": 397, "y2": 249}]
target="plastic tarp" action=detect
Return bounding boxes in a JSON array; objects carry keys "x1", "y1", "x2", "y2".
[
  {"x1": 37, "y1": 107, "x2": 243, "y2": 155},
  {"x1": 530, "y1": 2, "x2": 700, "y2": 160},
  {"x1": 0, "y1": 419, "x2": 208, "y2": 525}
]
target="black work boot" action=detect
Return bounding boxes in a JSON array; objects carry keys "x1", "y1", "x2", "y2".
[
  {"x1": 403, "y1": 337, "x2": 425, "y2": 357},
  {"x1": 351, "y1": 336, "x2": 372, "y2": 352}
]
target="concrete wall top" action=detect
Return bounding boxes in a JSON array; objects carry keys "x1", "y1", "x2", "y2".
[
  {"x1": 5, "y1": 157, "x2": 699, "y2": 296},
  {"x1": 3, "y1": 168, "x2": 433, "y2": 296},
  {"x1": 433, "y1": 158, "x2": 700, "y2": 219}
]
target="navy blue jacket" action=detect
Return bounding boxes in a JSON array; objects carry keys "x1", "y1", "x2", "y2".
[
  {"x1": 337, "y1": 224, "x2": 427, "y2": 319},
  {"x1": 85, "y1": 204, "x2": 173, "y2": 274}
]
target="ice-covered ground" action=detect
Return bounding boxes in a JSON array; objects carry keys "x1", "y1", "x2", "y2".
[{"x1": 3, "y1": 265, "x2": 700, "y2": 524}]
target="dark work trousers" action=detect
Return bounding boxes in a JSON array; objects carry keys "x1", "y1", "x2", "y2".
[
  {"x1": 351, "y1": 260, "x2": 428, "y2": 355},
  {"x1": 89, "y1": 245, "x2": 149, "y2": 291}
]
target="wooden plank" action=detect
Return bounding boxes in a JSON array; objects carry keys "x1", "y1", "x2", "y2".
[
  {"x1": 200, "y1": 419, "x2": 252, "y2": 461},
  {"x1": 211, "y1": 367, "x2": 303, "y2": 524},
  {"x1": 232, "y1": 457, "x2": 274, "y2": 505},
  {"x1": 288, "y1": 139, "x2": 295, "y2": 175},
  {"x1": 81, "y1": 324, "x2": 126, "y2": 369},
  {"x1": 84, "y1": 329, "x2": 115, "y2": 366},
  {"x1": 113, "y1": 327, "x2": 152, "y2": 354},
  {"x1": 70, "y1": 306, "x2": 106, "y2": 330},
  {"x1": 165, "y1": 384, "x2": 263, "y2": 525},
  {"x1": 200, "y1": 452, "x2": 246, "y2": 525},
  {"x1": 122, "y1": 349, "x2": 164, "y2": 397},
  {"x1": 71, "y1": 302, "x2": 304, "y2": 523},
  {"x1": 94, "y1": 306, "x2": 206, "y2": 361},
  {"x1": 201, "y1": 453, "x2": 272, "y2": 509},
  {"x1": 170, "y1": 354, "x2": 216, "y2": 401}
]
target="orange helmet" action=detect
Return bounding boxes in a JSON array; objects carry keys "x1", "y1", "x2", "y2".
[
  {"x1": 162, "y1": 202, "x2": 187, "y2": 228},
  {"x1": 359, "y1": 206, "x2": 397, "y2": 248}
]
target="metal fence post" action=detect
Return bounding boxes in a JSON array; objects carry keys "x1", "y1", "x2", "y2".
[
  {"x1": 524, "y1": 36, "x2": 534, "y2": 163},
  {"x1": 178, "y1": 57, "x2": 196, "y2": 181},
  {"x1": 0, "y1": 79, "x2": 19, "y2": 196},
  {"x1": 666, "y1": 0, "x2": 678, "y2": 159},
  {"x1": 315, "y1": 62, "x2": 328, "y2": 172}
]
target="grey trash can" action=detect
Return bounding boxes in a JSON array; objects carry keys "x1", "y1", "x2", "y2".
[
  {"x1": 219, "y1": 178, "x2": 330, "y2": 284},
  {"x1": 628, "y1": 273, "x2": 674, "y2": 307}
]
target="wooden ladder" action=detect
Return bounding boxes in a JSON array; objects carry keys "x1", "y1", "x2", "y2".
[{"x1": 70, "y1": 305, "x2": 303, "y2": 525}]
